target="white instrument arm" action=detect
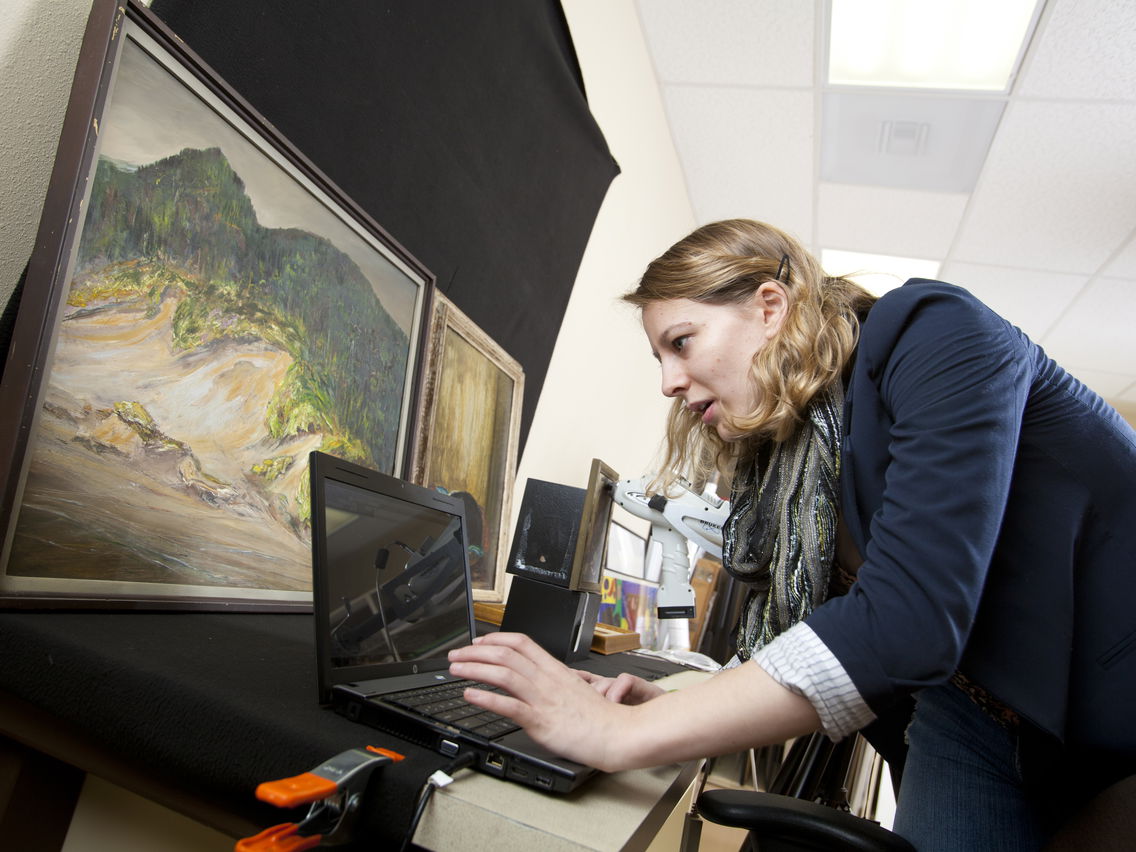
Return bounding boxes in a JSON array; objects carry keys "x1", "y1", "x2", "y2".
[{"x1": 612, "y1": 476, "x2": 728, "y2": 619}]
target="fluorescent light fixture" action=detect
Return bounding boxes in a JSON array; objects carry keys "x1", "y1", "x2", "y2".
[
  {"x1": 827, "y1": 0, "x2": 1041, "y2": 91},
  {"x1": 821, "y1": 249, "x2": 941, "y2": 297}
]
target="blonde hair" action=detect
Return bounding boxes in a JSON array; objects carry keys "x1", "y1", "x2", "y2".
[{"x1": 623, "y1": 219, "x2": 875, "y2": 488}]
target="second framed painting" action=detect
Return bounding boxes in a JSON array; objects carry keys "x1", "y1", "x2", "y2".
[{"x1": 411, "y1": 294, "x2": 523, "y2": 602}]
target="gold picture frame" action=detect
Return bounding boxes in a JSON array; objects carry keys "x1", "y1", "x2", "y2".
[{"x1": 410, "y1": 292, "x2": 523, "y2": 601}]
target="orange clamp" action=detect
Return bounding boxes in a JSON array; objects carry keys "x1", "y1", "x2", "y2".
[
  {"x1": 256, "y1": 773, "x2": 339, "y2": 809},
  {"x1": 235, "y1": 745, "x2": 403, "y2": 851},
  {"x1": 367, "y1": 746, "x2": 405, "y2": 761},
  {"x1": 235, "y1": 823, "x2": 322, "y2": 852}
]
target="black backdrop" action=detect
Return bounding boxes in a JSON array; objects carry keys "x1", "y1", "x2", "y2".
[{"x1": 148, "y1": 0, "x2": 620, "y2": 452}]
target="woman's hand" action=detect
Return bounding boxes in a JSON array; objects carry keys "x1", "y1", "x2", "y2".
[
  {"x1": 448, "y1": 632, "x2": 635, "y2": 771},
  {"x1": 449, "y1": 631, "x2": 822, "y2": 773},
  {"x1": 576, "y1": 670, "x2": 666, "y2": 705}
]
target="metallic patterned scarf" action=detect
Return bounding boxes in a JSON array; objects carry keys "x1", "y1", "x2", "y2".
[{"x1": 723, "y1": 382, "x2": 843, "y2": 659}]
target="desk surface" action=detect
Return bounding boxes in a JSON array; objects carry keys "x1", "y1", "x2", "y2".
[
  {"x1": 0, "y1": 610, "x2": 693, "y2": 850},
  {"x1": 416, "y1": 758, "x2": 701, "y2": 852}
]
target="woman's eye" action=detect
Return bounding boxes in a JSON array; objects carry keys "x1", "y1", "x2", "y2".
[{"x1": 672, "y1": 335, "x2": 689, "y2": 352}]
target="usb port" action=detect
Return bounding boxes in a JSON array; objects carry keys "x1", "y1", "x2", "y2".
[{"x1": 534, "y1": 775, "x2": 553, "y2": 790}]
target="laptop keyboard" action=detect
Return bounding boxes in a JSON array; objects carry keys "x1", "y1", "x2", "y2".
[{"x1": 386, "y1": 679, "x2": 520, "y2": 739}]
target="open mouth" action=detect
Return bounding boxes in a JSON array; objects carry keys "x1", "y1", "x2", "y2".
[{"x1": 689, "y1": 400, "x2": 713, "y2": 421}]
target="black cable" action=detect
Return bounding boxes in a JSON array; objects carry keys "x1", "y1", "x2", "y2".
[{"x1": 397, "y1": 752, "x2": 477, "y2": 852}]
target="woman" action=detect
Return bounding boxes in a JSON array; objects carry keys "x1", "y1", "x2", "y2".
[{"x1": 448, "y1": 220, "x2": 1136, "y2": 850}]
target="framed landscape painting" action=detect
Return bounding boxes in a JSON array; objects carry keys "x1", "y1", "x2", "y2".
[
  {"x1": 0, "y1": 0, "x2": 433, "y2": 609},
  {"x1": 410, "y1": 293, "x2": 523, "y2": 601}
]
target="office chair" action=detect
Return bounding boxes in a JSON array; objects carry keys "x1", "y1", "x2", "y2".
[
  {"x1": 694, "y1": 733, "x2": 915, "y2": 852},
  {"x1": 697, "y1": 736, "x2": 1136, "y2": 852},
  {"x1": 1042, "y1": 773, "x2": 1136, "y2": 852},
  {"x1": 691, "y1": 580, "x2": 1134, "y2": 852}
]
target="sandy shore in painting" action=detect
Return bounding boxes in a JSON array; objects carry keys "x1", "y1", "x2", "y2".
[{"x1": 8, "y1": 293, "x2": 320, "y2": 590}]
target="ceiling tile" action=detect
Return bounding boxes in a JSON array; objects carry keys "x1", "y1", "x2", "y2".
[
  {"x1": 1103, "y1": 235, "x2": 1136, "y2": 279},
  {"x1": 1064, "y1": 368, "x2": 1136, "y2": 400},
  {"x1": 1017, "y1": 0, "x2": 1136, "y2": 100},
  {"x1": 937, "y1": 261, "x2": 1088, "y2": 343},
  {"x1": 817, "y1": 183, "x2": 968, "y2": 259},
  {"x1": 952, "y1": 101, "x2": 1136, "y2": 273},
  {"x1": 821, "y1": 92, "x2": 1004, "y2": 193},
  {"x1": 637, "y1": 0, "x2": 815, "y2": 87},
  {"x1": 1037, "y1": 276, "x2": 1136, "y2": 373},
  {"x1": 663, "y1": 85, "x2": 815, "y2": 239}
]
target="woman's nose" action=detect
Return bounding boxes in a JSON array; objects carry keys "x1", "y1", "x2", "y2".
[{"x1": 660, "y1": 360, "x2": 687, "y2": 398}]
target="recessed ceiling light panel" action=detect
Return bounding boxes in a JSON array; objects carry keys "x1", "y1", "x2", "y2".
[{"x1": 827, "y1": 0, "x2": 1043, "y2": 91}]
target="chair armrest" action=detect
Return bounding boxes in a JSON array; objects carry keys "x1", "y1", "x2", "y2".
[{"x1": 696, "y1": 789, "x2": 915, "y2": 852}]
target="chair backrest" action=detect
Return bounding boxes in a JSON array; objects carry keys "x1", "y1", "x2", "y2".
[
  {"x1": 768, "y1": 732, "x2": 855, "y2": 806},
  {"x1": 1043, "y1": 775, "x2": 1136, "y2": 852}
]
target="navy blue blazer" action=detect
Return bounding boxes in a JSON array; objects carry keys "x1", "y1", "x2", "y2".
[{"x1": 807, "y1": 281, "x2": 1136, "y2": 761}]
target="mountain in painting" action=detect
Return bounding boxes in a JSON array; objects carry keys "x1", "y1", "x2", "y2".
[{"x1": 77, "y1": 146, "x2": 408, "y2": 473}]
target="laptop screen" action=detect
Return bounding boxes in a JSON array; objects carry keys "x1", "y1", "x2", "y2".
[{"x1": 311, "y1": 452, "x2": 475, "y2": 700}]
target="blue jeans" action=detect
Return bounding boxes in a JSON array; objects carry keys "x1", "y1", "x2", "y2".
[{"x1": 892, "y1": 682, "x2": 1065, "y2": 851}]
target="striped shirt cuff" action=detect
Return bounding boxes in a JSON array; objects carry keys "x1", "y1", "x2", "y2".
[{"x1": 753, "y1": 621, "x2": 876, "y2": 741}]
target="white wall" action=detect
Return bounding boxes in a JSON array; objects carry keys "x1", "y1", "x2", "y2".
[{"x1": 0, "y1": 0, "x2": 93, "y2": 307}]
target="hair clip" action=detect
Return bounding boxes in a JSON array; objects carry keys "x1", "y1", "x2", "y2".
[{"x1": 775, "y1": 254, "x2": 791, "y2": 283}]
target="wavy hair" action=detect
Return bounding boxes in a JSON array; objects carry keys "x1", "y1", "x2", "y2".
[{"x1": 623, "y1": 219, "x2": 876, "y2": 489}]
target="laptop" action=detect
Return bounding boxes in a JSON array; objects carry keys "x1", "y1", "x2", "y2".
[{"x1": 309, "y1": 450, "x2": 599, "y2": 793}]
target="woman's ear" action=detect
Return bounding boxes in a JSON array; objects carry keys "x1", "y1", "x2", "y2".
[{"x1": 754, "y1": 281, "x2": 789, "y2": 339}]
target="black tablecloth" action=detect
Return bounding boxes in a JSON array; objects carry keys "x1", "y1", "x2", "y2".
[{"x1": 0, "y1": 611, "x2": 451, "y2": 848}]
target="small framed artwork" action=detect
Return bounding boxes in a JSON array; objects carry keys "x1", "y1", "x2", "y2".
[
  {"x1": 506, "y1": 458, "x2": 618, "y2": 593},
  {"x1": 605, "y1": 520, "x2": 647, "y2": 579},
  {"x1": 0, "y1": 0, "x2": 433, "y2": 609},
  {"x1": 410, "y1": 292, "x2": 523, "y2": 602},
  {"x1": 598, "y1": 572, "x2": 659, "y2": 650}
]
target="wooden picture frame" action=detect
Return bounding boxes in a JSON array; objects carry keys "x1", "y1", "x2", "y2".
[
  {"x1": 0, "y1": 0, "x2": 433, "y2": 610},
  {"x1": 571, "y1": 458, "x2": 619, "y2": 592},
  {"x1": 410, "y1": 292, "x2": 523, "y2": 602}
]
